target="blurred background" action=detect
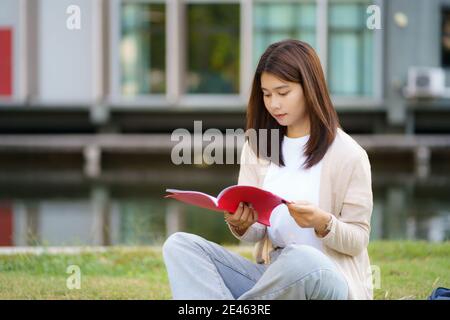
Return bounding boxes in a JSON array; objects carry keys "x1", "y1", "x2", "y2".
[{"x1": 0, "y1": 0, "x2": 449, "y2": 248}]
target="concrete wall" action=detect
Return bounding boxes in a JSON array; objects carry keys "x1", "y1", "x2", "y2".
[
  {"x1": 384, "y1": 0, "x2": 448, "y2": 128},
  {"x1": 36, "y1": 0, "x2": 103, "y2": 105}
]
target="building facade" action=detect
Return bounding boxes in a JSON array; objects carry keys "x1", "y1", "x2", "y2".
[{"x1": 1, "y1": 0, "x2": 449, "y2": 134}]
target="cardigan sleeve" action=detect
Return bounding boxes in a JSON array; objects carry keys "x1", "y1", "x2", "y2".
[
  {"x1": 227, "y1": 141, "x2": 267, "y2": 243},
  {"x1": 227, "y1": 221, "x2": 267, "y2": 243},
  {"x1": 319, "y1": 150, "x2": 373, "y2": 256},
  {"x1": 236, "y1": 140, "x2": 260, "y2": 186}
]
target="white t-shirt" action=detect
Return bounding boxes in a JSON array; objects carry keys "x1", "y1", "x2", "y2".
[{"x1": 262, "y1": 134, "x2": 324, "y2": 251}]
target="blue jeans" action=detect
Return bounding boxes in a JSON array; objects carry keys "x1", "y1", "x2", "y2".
[{"x1": 162, "y1": 232, "x2": 348, "y2": 300}]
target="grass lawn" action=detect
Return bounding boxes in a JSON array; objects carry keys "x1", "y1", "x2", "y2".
[{"x1": 0, "y1": 241, "x2": 448, "y2": 300}]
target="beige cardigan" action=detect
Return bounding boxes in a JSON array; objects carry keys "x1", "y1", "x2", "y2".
[{"x1": 228, "y1": 128, "x2": 373, "y2": 300}]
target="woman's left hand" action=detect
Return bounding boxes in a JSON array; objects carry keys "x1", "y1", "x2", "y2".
[{"x1": 286, "y1": 200, "x2": 331, "y2": 234}]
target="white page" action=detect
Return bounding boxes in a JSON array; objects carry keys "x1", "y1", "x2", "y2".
[{"x1": 165, "y1": 189, "x2": 219, "y2": 206}]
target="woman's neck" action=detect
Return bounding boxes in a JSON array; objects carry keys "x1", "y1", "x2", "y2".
[{"x1": 286, "y1": 117, "x2": 310, "y2": 138}]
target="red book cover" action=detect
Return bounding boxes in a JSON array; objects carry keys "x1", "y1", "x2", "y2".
[
  {"x1": 164, "y1": 185, "x2": 292, "y2": 226},
  {"x1": 0, "y1": 202, "x2": 13, "y2": 246},
  {"x1": 0, "y1": 28, "x2": 13, "y2": 97}
]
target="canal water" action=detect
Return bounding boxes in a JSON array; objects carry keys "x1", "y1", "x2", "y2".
[{"x1": 0, "y1": 152, "x2": 449, "y2": 246}]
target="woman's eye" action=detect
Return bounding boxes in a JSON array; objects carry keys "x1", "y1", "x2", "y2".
[
  {"x1": 263, "y1": 94, "x2": 271, "y2": 97},
  {"x1": 279, "y1": 92, "x2": 289, "y2": 96}
]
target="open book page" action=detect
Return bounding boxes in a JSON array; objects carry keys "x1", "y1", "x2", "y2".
[
  {"x1": 216, "y1": 185, "x2": 290, "y2": 226},
  {"x1": 165, "y1": 186, "x2": 291, "y2": 226},
  {"x1": 164, "y1": 189, "x2": 221, "y2": 212},
  {"x1": 216, "y1": 185, "x2": 241, "y2": 200}
]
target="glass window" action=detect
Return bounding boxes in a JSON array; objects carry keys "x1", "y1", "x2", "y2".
[
  {"x1": 120, "y1": 2, "x2": 166, "y2": 96},
  {"x1": 186, "y1": 3, "x2": 240, "y2": 94},
  {"x1": 327, "y1": 1, "x2": 374, "y2": 97},
  {"x1": 441, "y1": 7, "x2": 450, "y2": 67},
  {"x1": 253, "y1": 1, "x2": 317, "y2": 69}
]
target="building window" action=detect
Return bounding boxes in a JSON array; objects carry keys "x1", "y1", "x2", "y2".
[
  {"x1": 186, "y1": 3, "x2": 240, "y2": 94},
  {"x1": 441, "y1": 7, "x2": 450, "y2": 68},
  {"x1": 327, "y1": 1, "x2": 374, "y2": 97},
  {"x1": 120, "y1": 2, "x2": 166, "y2": 96},
  {"x1": 115, "y1": 0, "x2": 379, "y2": 105},
  {"x1": 253, "y1": 1, "x2": 317, "y2": 69}
]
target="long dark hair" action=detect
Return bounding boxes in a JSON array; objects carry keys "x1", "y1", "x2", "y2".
[{"x1": 246, "y1": 39, "x2": 341, "y2": 169}]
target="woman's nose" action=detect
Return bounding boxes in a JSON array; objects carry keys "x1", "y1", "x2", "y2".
[
  {"x1": 271, "y1": 101, "x2": 281, "y2": 111},
  {"x1": 269, "y1": 96, "x2": 281, "y2": 110}
]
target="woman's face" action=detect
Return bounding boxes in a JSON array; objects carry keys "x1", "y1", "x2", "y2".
[{"x1": 260, "y1": 72, "x2": 309, "y2": 135}]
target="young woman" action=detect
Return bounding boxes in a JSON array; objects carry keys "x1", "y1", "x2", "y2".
[{"x1": 163, "y1": 39, "x2": 373, "y2": 300}]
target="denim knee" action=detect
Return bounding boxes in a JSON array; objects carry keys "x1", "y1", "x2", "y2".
[
  {"x1": 274, "y1": 245, "x2": 333, "y2": 279},
  {"x1": 276, "y1": 244, "x2": 348, "y2": 299},
  {"x1": 279, "y1": 244, "x2": 329, "y2": 268},
  {"x1": 162, "y1": 232, "x2": 198, "y2": 256}
]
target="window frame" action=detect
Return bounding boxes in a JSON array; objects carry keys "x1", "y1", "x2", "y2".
[
  {"x1": 252, "y1": 0, "x2": 318, "y2": 70},
  {"x1": 179, "y1": 0, "x2": 247, "y2": 106},
  {"x1": 109, "y1": 0, "x2": 383, "y2": 110},
  {"x1": 255, "y1": 0, "x2": 384, "y2": 108},
  {"x1": 324, "y1": 0, "x2": 384, "y2": 107},
  {"x1": 109, "y1": 0, "x2": 250, "y2": 110},
  {"x1": 109, "y1": 0, "x2": 169, "y2": 109}
]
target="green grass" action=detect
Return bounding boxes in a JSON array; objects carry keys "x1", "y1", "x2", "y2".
[
  {"x1": 0, "y1": 241, "x2": 448, "y2": 300},
  {"x1": 368, "y1": 241, "x2": 449, "y2": 300}
]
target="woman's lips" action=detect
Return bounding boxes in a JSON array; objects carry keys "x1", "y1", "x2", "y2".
[{"x1": 274, "y1": 113, "x2": 287, "y2": 120}]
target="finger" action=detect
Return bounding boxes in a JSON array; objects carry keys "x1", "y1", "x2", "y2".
[
  {"x1": 251, "y1": 209, "x2": 258, "y2": 224},
  {"x1": 247, "y1": 203, "x2": 255, "y2": 223},
  {"x1": 248, "y1": 207, "x2": 254, "y2": 221},
  {"x1": 290, "y1": 206, "x2": 306, "y2": 216},
  {"x1": 286, "y1": 203, "x2": 298, "y2": 211},
  {"x1": 240, "y1": 203, "x2": 250, "y2": 223},
  {"x1": 287, "y1": 207, "x2": 301, "y2": 220},
  {"x1": 242, "y1": 208, "x2": 253, "y2": 228},
  {"x1": 231, "y1": 202, "x2": 244, "y2": 222},
  {"x1": 248, "y1": 204, "x2": 258, "y2": 222},
  {"x1": 246, "y1": 207, "x2": 256, "y2": 225},
  {"x1": 288, "y1": 202, "x2": 304, "y2": 211}
]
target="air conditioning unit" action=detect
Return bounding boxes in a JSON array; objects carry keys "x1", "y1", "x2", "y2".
[{"x1": 403, "y1": 67, "x2": 447, "y2": 98}]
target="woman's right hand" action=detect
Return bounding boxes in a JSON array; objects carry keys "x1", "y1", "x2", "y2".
[{"x1": 224, "y1": 202, "x2": 258, "y2": 236}]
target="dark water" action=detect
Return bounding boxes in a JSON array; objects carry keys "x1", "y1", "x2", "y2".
[{"x1": 0, "y1": 154, "x2": 450, "y2": 246}]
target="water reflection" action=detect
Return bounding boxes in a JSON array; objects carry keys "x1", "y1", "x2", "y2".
[{"x1": 1, "y1": 181, "x2": 449, "y2": 246}]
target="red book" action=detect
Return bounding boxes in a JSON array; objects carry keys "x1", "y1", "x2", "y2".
[
  {"x1": 0, "y1": 28, "x2": 13, "y2": 96},
  {"x1": 164, "y1": 185, "x2": 292, "y2": 226}
]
